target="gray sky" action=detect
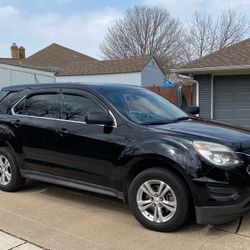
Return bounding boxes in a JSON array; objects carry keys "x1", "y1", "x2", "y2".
[{"x1": 0, "y1": 0, "x2": 249, "y2": 59}]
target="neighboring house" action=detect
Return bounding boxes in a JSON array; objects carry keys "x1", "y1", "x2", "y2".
[
  {"x1": 0, "y1": 61, "x2": 56, "y2": 86},
  {"x1": 0, "y1": 43, "x2": 56, "y2": 86},
  {"x1": 171, "y1": 38, "x2": 250, "y2": 128},
  {"x1": 56, "y1": 57, "x2": 165, "y2": 86},
  {"x1": 0, "y1": 43, "x2": 165, "y2": 87}
]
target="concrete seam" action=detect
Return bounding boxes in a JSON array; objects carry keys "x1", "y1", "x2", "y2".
[
  {"x1": 9, "y1": 241, "x2": 26, "y2": 250},
  {"x1": 0, "y1": 229, "x2": 47, "y2": 250}
]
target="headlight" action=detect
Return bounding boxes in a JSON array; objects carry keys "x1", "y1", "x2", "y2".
[{"x1": 193, "y1": 141, "x2": 242, "y2": 167}]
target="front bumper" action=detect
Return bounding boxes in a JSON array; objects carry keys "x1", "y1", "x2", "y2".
[
  {"x1": 195, "y1": 197, "x2": 250, "y2": 224},
  {"x1": 186, "y1": 150, "x2": 250, "y2": 225}
]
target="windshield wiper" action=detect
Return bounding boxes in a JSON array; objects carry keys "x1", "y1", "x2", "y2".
[
  {"x1": 169, "y1": 116, "x2": 191, "y2": 123},
  {"x1": 140, "y1": 120, "x2": 170, "y2": 125},
  {"x1": 141, "y1": 116, "x2": 190, "y2": 125}
]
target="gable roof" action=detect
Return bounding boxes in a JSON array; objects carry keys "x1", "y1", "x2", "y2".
[
  {"x1": 57, "y1": 56, "x2": 154, "y2": 76},
  {"x1": 0, "y1": 44, "x2": 163, "y2": 77},
  {"x1": 172, "y1": 38, "x2": 250, "y2": 73},
  {"x1": 23, "y1": 43, "x2": 97, "y2": 69}
]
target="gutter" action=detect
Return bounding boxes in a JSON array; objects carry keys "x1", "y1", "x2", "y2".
[{"x1": 170, "y1": 65, "x2": 250, "y2": 74}]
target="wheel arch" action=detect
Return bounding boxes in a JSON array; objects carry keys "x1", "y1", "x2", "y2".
[
  {"x1": 123, "y1": 156, "x2": 194, "y2": 205},
  {"x1": 0, "y1": 138, "x2": 22, "y2": 164}
]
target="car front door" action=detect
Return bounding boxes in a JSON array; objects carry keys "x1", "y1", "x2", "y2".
[
  {"x1": 11, "y1": 89, "x2": 61, "y2": 174},
  {"x1": 52, "y1": 89, "x2": 124, "y2": 189}
]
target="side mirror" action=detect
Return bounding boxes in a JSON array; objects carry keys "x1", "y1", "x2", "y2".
[
  {"x1": 86, "y1": 113, "x2": 114, "y2": 126},
  {"x1": 186, "y1": 106, "x2": 200, "y2": 115}
]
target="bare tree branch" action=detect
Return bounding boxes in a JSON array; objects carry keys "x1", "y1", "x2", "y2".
[
  {"x1": 100, "y1": 5, "x2": 183, "y2": 70},
  {"x1": 183, "y1": 8, "x2": 249, "y2": 62},
  {"x1": 100, "y1": 6, "x2": 249, "y2": 68}
]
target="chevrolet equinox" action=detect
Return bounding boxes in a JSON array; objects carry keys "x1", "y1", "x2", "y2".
[{"x1": 0, "y1": 83, "x2": 250, "y2": 232}]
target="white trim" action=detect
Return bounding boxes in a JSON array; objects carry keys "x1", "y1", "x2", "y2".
[
  {"x1": 211, "y1": 75, "x2": 214, "y2": 119},
  {"x1": 196, "y1": 80, "x2": 199, "y2": 107},
  {"x1": 171, "y1": 64, "x2": 250, "y2": 74},
  {"x1": 176, "y1": 74, "x2": 199, "y2": 106}
]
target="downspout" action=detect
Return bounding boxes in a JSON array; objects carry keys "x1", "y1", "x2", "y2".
[{"x1": 176, "y1": 74, "x2": 199, "y2": 107}]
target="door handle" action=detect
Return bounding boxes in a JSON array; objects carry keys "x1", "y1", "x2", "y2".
[
  {"x1": 11, "y1": 119, "x2": 21, "y2": 128},
  {"x1": 55, "y1": 128, "x2": 69, "y2": 137}
]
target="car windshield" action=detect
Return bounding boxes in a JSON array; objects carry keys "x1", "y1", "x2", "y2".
[{"x1": 100, "y1": 87, "x2": 189, "y2": 125}]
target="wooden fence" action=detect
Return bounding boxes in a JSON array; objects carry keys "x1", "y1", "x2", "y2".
[{"x1": 147, "y1": 86, "x2": 192, "y2": 105}]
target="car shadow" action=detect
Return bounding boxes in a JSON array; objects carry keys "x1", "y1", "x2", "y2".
[{"x1": 19, "y1": 179, "x2": 242, "y2": 234}]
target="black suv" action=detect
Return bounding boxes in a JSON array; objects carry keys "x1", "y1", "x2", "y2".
[{"x1": 0, "y1": 83, "x2": 250, "y2": 232}]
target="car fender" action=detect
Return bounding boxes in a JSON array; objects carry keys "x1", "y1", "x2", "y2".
[
  {"x1": 119, "y1": 138, "x2": 200, "y2": 174},
  {"x1": 0, "y1": 124, "x2": 22, "y2": 154}
]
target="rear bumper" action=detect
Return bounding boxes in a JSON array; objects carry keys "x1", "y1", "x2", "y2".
[{"x1": 195, "y1": 197, "x2": 250, "y2": 225}]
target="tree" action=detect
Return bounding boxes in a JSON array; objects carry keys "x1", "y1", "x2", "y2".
[
  {"x1": 100, "y1": 5, "x2": 183, "y2": 69},
  {"x1": 101, "y1": 6, "x2": 249, "y2": 67},
  {"x1": 183, "y1": 9, "x2": 249, "y2": 62}
]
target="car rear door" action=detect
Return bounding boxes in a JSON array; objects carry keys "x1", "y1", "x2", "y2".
[
  {"x1": 52, "y1": 89, "x2": 124, "y2": 189},
  {"x1": 11, "y1": 89, "x2": 61, "y2": 174}
]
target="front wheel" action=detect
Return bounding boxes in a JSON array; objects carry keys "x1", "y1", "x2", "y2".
[{"x1": 128, "y1": 168, "x2": 191, "y2": 232}]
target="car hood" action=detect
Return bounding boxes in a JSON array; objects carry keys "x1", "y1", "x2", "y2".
[{"x1": 149, "y1": 118, "x2": 250, "y2": 152}]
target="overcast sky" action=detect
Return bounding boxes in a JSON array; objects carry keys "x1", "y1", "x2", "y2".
[{"x1": 0, "y1": 0, "x2": 249, "y2": 59}]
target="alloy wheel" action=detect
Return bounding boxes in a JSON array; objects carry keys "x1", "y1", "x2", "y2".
[{"x1": 136, "y1": 179, "x2": 177, "y2": 223}]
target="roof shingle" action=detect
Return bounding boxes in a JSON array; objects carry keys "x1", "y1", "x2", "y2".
[
  {"x1": 178, "y1": 38, "x2": 250, "y2": 70},
  {"x1": 23, "y1": 43, "x2": 97, "y2": 69},
  {"x1": 0, "y1": 43, "x2": 158, "y2": 76},
  {"x1": 57, "y1": 57, "x2": 152, "y2": 76}
]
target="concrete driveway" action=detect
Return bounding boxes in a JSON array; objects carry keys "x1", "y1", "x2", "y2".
[{"x1": 0, "y1": 180, "x2": 250, "y2": 250}]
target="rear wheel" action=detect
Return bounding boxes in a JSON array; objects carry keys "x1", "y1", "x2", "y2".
[
  {"x1": 128, "y1": 167, "x2": 191, "y2": 232},
  {"x1": 0, "y1": 147, "x2": 25, "y2": 192}
]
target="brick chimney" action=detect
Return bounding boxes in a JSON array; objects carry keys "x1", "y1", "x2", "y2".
[
  {"x1": 11, "y1": 43, "x2": 19, "y2": 59},
  {"x1": 18, "y1": 46, "x2": 25, "y2": 59}
]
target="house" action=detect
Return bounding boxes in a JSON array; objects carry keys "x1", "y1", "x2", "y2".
[
  {"x1": 56, "y1": 56, "x2": 165, "y2": 86},
  {"x1": 0, "y1": 43, "x2": 56, "y2": 86},
  {"x1": 0, "y1": 43, "x2": 165, "y2": 87},
  {"x1": 171, "y1": 38, "x2": 250, "y2": 128},
  {"x1": 0, "y1": 61, "x2": 56, "y2": 86}
]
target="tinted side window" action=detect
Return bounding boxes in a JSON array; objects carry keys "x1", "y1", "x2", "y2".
[
  {"x1": 62, "y1": 94, "x2": 104, "y2": 122},
  {"x1": 14, "y1": 94, "x2": 60, "y2": 118}
]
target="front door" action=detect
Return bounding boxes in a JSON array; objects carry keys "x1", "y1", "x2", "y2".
[{"x1": 52, "y1": 90, "x2": 124, "y2": 189}]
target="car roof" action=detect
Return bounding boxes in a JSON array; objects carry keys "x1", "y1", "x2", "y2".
[{"x1": 1, "y1": 82, "x2": 142, "y2": 92}]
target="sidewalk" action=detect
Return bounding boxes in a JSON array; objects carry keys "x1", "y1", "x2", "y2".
[{"x1": 0, "y1": 230, "x2": 45, "y2": 250}]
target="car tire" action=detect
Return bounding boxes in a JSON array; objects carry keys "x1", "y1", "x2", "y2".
[
  {"x1": 0, "y1": 147, "x2": 25, "y2": 192},
  {"x1": 128, "y1": 167, "x2": 191, "y2": 232}
]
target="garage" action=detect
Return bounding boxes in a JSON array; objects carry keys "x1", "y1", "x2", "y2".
[
  {"x1": 214, "y1": 75, "x2": 250, "y2": 128},
  {"x1": 171, "y1": 38, "x2": 250, "y2": 128}
]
